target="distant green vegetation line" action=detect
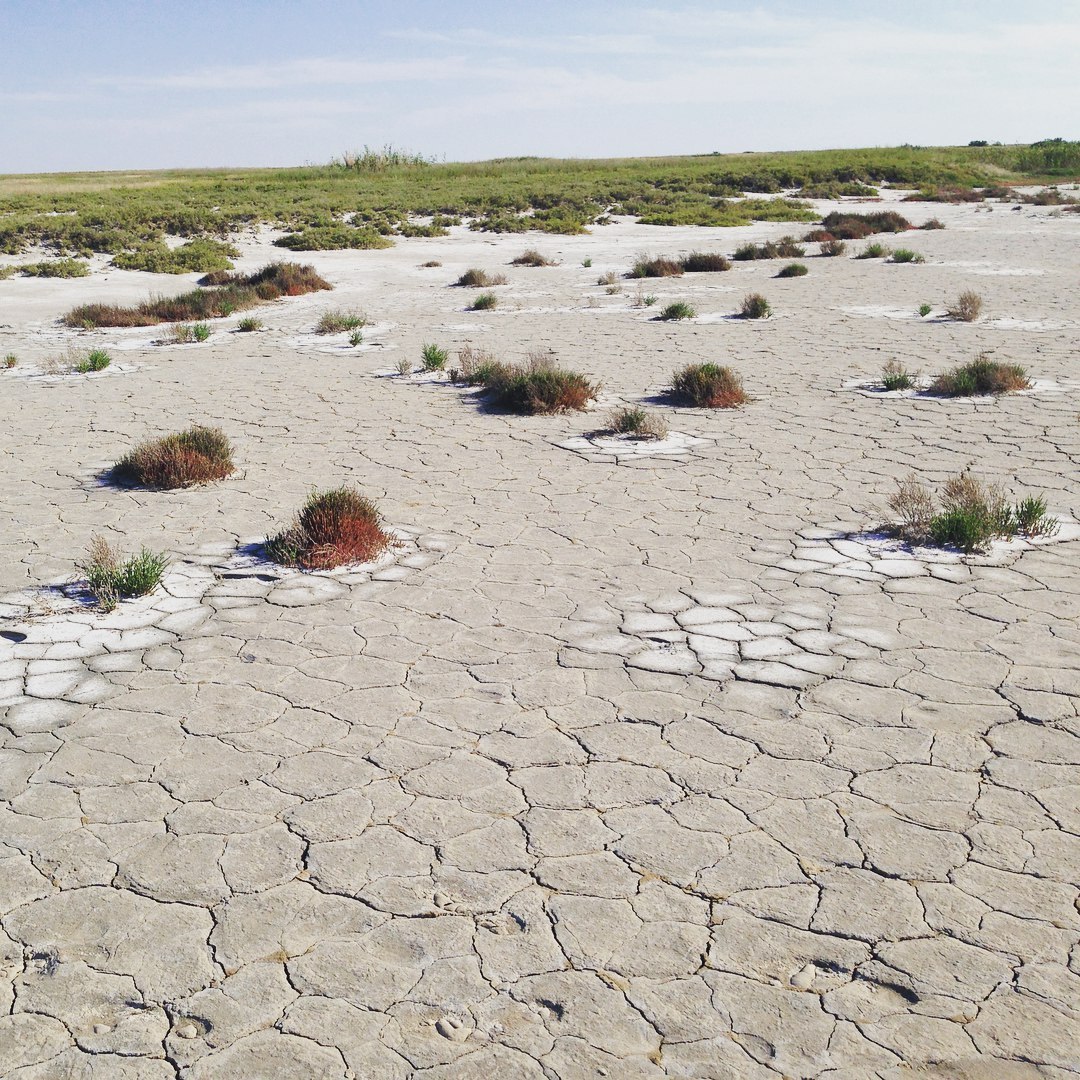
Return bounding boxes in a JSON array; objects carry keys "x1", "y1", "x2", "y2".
[{"x1": 0, "y1": 141, "x2": 1076, "y2": 261}]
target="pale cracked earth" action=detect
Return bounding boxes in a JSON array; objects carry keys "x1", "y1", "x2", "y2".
[{"x1": 0, "y1": 192, "x2": 1079, "y2": 1079}]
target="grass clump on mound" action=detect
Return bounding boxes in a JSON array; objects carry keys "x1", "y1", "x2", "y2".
[
  {"x1": 461, "y1": 349, "x2": 598, "y2": 414},
  {"x1": 236, "y1": 316, "x2": 262, "y2": 332},
  {"x1": 469, "y1": 291, "x2": 499, "y2": 310},
  {"x1": 628, "y1": 255, "x2": 683, "y2": 278},
  {"x1": 657, "y1": 301, "x2": 696, "y2": 321},
  {"x1": 273, "y1": 225, "x2": 392, "y2": 251},
  {"x1": 606, "y1": 406, "x2": 669, "y2": 439},
  {"x1": 888, "y1": 472, "x2": 1057, "y2": 554},
  {"x1": 889, "y1": 249, "x2": 925, "y2": 264},
  {"x1": 680, "y1": 252, "x2": 731, "y2": 272},
  {"x1": 315, "y1": 309, "x2": 367, "y2": 334},
  {"x1": 112, "y1": 239, "x2": 238, "y2": 274},
  {"x1": 81, "y1": 536, "x2": 168, "y2": 612},
  {"x1": 929, "y1": 354, "x2": 1030, "y2": 396},
  {"x1": 112, "y1": 425, "x2": 235, "y2": 489},
  {"x1": 670, "y1": 363, "x2": 748, "y2": 408},
  {"x1": 815, "y1": 211, "x2": 912, "y2": 239},
  {"x1": 454, "y1": 268, "x2": 507, "y2": 287},
  {"x1": 855, "y1": 242, "x2": 892, "y2": 259},
  {"x1": 266, "y1": 486, "x2": 394, "y2": 570},
  {"x1": 777, "y1": 262, "x2": 808, "y2": 278},
  {"x1": 65, "y1": 262, "x2": 331, "y2": 328},
  {"x1": 18, "y1": 258, "x2": 91, "y2": 278},
  {"x1": 739, "y1": 293, "x2": 772, "y2": 319},
  {"x1": 947, "y1": 290, "x2": 984, "y2": 322},
  {"x1": 881, "y1": 359, "x2": 917, "y2": 391},
  {"x1": 511, "y1": 249, "x2": 556, "y2": 266}
]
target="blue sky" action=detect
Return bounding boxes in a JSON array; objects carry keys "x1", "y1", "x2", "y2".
[{"x1": 2, "y1": 1, "x2": 1076, "y2": 173}]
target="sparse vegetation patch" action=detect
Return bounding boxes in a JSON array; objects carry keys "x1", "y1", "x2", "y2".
[
  {"x1": 881, "y1": 359, "x2": 917, "y2": 391},
  {"x1": 606, "y1": 406, "x2": 669, "y2": 440},
  {"x1": 739, "y1": 293, "x2": 772, "y2": 319},
  {"x1": 657, "y1": 302, "x2": 696, "y2": 321},
  {"x1": 455, "y1": 268, "x2": 507, "y2": 287},
  {"x1": 112, "y1": 239, "x2": 238, "y2": 274},
  {"x1": 929, "y1": 354, "x2": 1030, "y2": 396},
  {"x1": 947, "y1": 290, "x2": 984, "y2": 322},
  {"x1": 628, "y1": 256, "x2": 683, "y2": 278},
  {"x1": 777, "y1": 262, "x2": 808, "y2": 278},
  {"x1": 680, "y1": 252, "x2": 732, "y2": 272},
  {"x1": 511, "y1": 249, "x2": 556, "y2": 266},
  {"x1": 316, "y1": 309, "x2": 367, "y2": 334},
  {"x1": 459, "y1": 350, "x2": 598, "y2": 414},
  {"x1": 81, "y1": 536, "x2": 168, "y2": 612},
  {"x1": 670, "y1": 363, "x2": 748, "y2": 408}
]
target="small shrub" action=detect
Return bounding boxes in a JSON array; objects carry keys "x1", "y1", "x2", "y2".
[
  {"x1": 273, "y1": 225, "x2": 392, "y2": 252},
  {"x1": 680, "y1": 252, "x2": 731, "y2": 272},
  {"x1": 112, "y1": 239, "x2": 238, "y2": 274},
  {"x1": 658, "y1": 301, "x2": 696, "y2": 321},
  {"x1": 888, "y1": 471, "x2": 1056, "y2": 554},
  {"x1": 465, "y1": 351, "x2": 598, "y2": 414},
  {"x1": 929, "y1": 354, "x2": 1030, "y2": 396},
  {"x1": 775, "y1": 236, "x2": 805, "y2": 257},
  {"x1": 18, "y1": 258, "x2": 91, "y2": 278},
  {"x1": 581, "y1": 258, "x2": 593, "y2": 267},
  {"x1": 605, "y1": 284, "x2": 622, "y2": 295},
  {"x1": 454, "y1": 268, "x2": 506, "y2": 287},
  {"x1": 918, "y1": 303, "x2": 933, "y2": 317},
  {"x1": 236, "y1": 317, "x2": 262, "y2": 332},
  {"x1": 316, "y1": 309, "x2": 367, "y2": 334},
  {"x1": 819, "y1": 238, "x2": 847, "y2": 257},
  {"x1": 4, "y1": 353, "x2": 17, "y2": 369},
  {"x1": 421, "y1": 343, "x2": 448, "y2": 371},
  {"x1": 733, "y1": 241, "x2": 777, "y2": 261},
  {"x1": 348, "y1": 330, "x2": 364, "y2": 347},
  {"x1": 75, "y1": 349, "x2": 111, "y2": 373},
  {"x1": 921, "y1": 218, "x2": 946, "y2": 230},
  {"x1": 881, "y1": 359, "x2": 917, "y2": 391},
  {"x1": 265, "y1": 486, "x2": 394, "y2": 570},
  {"x1": 628, "y1": 255, "x2": 683, "y2": 278},
  {"x1": 470, "y1": 291, "x2": 498, "y2": 310},
  {"x1": 597, "y1": 271, "x2": 619, "y2": 286},
  {"x1": 511, "y1": 250, "x2": 556, "y2": 267},
  {"x1": 169, "y1": 323, "x2": 209, "y2": 344},
  {"x1": 856, "y1": 242, "x2": 892, "y2": 259},
  {"x1": 816, "y1": 211, "x2": 912, "y2": 239},
  {"x1": 421, "y1": 260, "x2": 442, "y2": 268},
  {"x1": 947, "y1": 290, "x2": 984, "y2": 322},
  {"x1": 81, "y1": 536, "x2": 168, "y2": 612},
  {"x1": 606, "y1": 406, "x2": 668, "y2": 440},
  {"x1": 777, "y1": 263, "x2": 808, "y2": 278},
  {"x1": 112, "y1": 425, "x2": 235, "y2": 488},
  {"x1": 670, "y1": 363, "x2": 748, "y2": 408},
  {"x1": 739, "y1": 293, "x2": 771, "y2": 319},
  {"x1": 395, "y1": 358, "x2": 413, "y2": 376},
  {"x1": 192, "y1": 323, "x2": 211, "y2": 342},
  {"x1": 890, "y1": 249, "x2": 926, "y2": 264}
]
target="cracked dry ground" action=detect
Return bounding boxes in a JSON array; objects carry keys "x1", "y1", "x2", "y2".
[{"x1": 1, "y1": 210, "x2": 1079, "y2": 1078}]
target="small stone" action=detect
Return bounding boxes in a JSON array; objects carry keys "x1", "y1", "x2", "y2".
[
  {"x1": 176, "y1": 1023, "x2": 199, "y2": 1040},
  {"x1": 790, "y1": 963, "x2": 817, "y2": 989},
  {"x1": 93, "y1": 1022, "x2": 112, "y2": 1034}
]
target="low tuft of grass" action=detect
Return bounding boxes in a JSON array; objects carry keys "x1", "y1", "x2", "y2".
[
  {"x1": 920, "y1": 218, "x2": 946, "y2": 230},
  {"x1": 818, "y1": 238, "x2": 847, "y2": 257},
  {"x1": 462, "y1": 350, "x2": 598, "y2": 414},
  {"x1": 65, "y1": 262, "x2": 331, "y2": 328},
  {"x1": 348, "y1": 329, "x2": 364, "y2": 347},
  {"x1": 670, "y1": 363, "x2": 748, "y2": 408},
  {"x1": 888, "y1": 471, "x2": 1057, "y2": 553},
  {"x1": 3, "y1": 353, "x2": 16, "y2": 369},
  {"x1": 776, "y1": 262, "x2": 808, "y2": 278},
  {"x1": 856, "y1": 242, "x2": 892, "y2": 259},
  {"x1": 421, "y1": 260, "x2": 442, "y2": 268},
  {"x1": 597, "y1": 271, "x2": 619, "y2": 286},
  {"x1": 947, "y1": 290, "x2": 984, "y2": 322},
  {"x1": 454, "y1": 268, "x2": 507, "y2": 287},
  {"x1": 929, "y1": 354, "x2": 1030, "y2": 396},
  {"x1": 511, "y1": 249, "x2": 556, "y2": 266},
  {"x1": 739, "y1": 293, "x2": 771, "y2": 319},
  {"x1": 881, "y1": 359, "x2": 917, "y2": 391},
  {"x1": 606, "y1": 406, "x2": 669, "y2": 440},
  {"x1": 657, "y1": 301, "x2": 696, "y2": 321},
  {"x1": 236, "y1": 317, "x2": 262, "y2": 332},
  {"x1": 81, "y1": 536, "x2": 168, "y2": 612},
  {"x1": 112, "y1": 239, "x2": 238, "y2": 274},
  {"x1": 816, "y1": 211, "x2": 912, "y2": 239},
  {"x1": 420, "y1": 343, "x2": 448, "y2": 370},
  {"x1": 918, "y1": 302, "x2": 933, "y2": 317},
  {"x1": 266, "y1": 486, "x2": 394, "y2": 570},
  {"x1": 889, "y1": 249, "x2": 926, "y2": 264},
  {"x1": 315, "y1": 309, "x2": 367, "y2": 334},
  {"x1": 680, "y1": 252, "x2": 731, "y2": 272},
  {"x1": 112, "y1": 425, "x2": 235, "y2": 489},
  {"x1": 169, "y1": 323, "x2": 210, "y2": 344},
  {"x1": 75, "y1": 349, "x2": 111, "y2": 373},
  {"x1": 469, "y1": 291, "x2": 498, "y2": 310},
  {"x1": 628, "y1": 255, "x2": 683, "y2": 278}
]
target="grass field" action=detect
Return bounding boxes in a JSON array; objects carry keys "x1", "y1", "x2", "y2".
[{"x1": 1, "y1": 141, "x2": 1077, "y2": 259}]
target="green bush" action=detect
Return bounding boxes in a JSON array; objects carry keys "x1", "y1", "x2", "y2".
[
  {"x1": 657, "y1": 301, "x2": 696, "y2": 321},
  {"x1": 739, "y1": 293, "x2": 771, "y2": 319},
  {"x1": 929, "y1": 355, "x2": 1029, "y2": 396},
  {"x1": 469, "y1": 291, "x2": 498, "y2": 310},
  {"x1": 112, "y1": 238, "x2": 238, "y2": 274},
  {"x1": 421, "y1": 343, "x2": 448, "y2": 370},
  {"x1": 777, "y1": 263, "x2": 808, "y2": 278},
  {"x1": 18, "y1": 258, "x2": 91, "y2": 278},
  {"x1": 76, "y1": 349, "x2": 111, "y2": 373},
  {"x1": 81, "y1": 536, "x2": 168, "y2": 612},
  {"x1": 273, "y1": 226, "x2": 392, "y2": 251},
  {"x1": 890, "y1": 249, "x2": 925, "y2": 264}
]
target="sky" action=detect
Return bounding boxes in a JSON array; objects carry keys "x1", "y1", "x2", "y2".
[{"x1": 1, "y1": 1, "x2": 1077, "y2": 174}]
